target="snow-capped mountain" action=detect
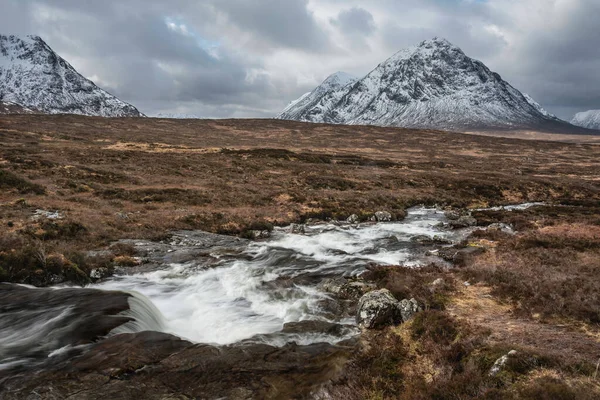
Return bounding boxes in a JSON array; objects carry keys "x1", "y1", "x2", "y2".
[
  {"x1": 154, "y1": 113, "x2": 201, "y2": 119},
  {"x1": 571, "y1": 110, "x2": 600, "y2": 130},
  {"x1": 0, "y1": 34, "x2": 142, "y2": 117},
  {"x1": 279, "y1": 38, "x2": 574, "y2": 132},
  {"x1": 0, "y1": 100, "x2": 37, "y2": 115},
  {"x1": 280, "y1": 72, "x2": 358, "y2": 122}
]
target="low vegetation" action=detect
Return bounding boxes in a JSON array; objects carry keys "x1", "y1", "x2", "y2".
[{"x1": 1, "y1": 115, "x2": 599, "y2": 398}]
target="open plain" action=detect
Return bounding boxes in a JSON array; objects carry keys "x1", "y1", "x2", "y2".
[{"x1": 1, "y1": 115, "x2": 600, "y2": 399}]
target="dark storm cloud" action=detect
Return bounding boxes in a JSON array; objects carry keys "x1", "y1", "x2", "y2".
[
  {"x1": 0, "y1": 0, "x2": 598, "y2": 119},
  {"x1": 208, "y1": 0, "x2": 331, "y2": 51},
  {"x1": 501, "y1": 0, "x2": 600, "y2": 118}
]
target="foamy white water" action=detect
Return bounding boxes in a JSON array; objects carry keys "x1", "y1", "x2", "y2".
[{"x1": 93, "y1": 207, "x2": 463, "y2": 345}]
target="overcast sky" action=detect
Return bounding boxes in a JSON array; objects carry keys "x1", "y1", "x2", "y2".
[{"x1": 2, "y1": 0, "x2": 598, "y2": 119}]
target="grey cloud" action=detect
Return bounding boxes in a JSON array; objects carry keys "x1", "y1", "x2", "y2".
[
  {"x1": 0, "y1": 0, "x2": 598, "y2": 120},
  {"x1": 331, "y1": 8, "x2": 376, "y2": 36},
  {"x1": 207, "y1": 0, "x2": 331, "y2": 52}
]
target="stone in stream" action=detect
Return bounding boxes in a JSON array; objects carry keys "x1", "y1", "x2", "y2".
[
  {"x1": 373, "y1": 211, "x2": 393, "y2": 222},
  {"x1": 346, "y1": 214, "x2": 359, "y2": 224},
  {"x1": 444, "y1": 209, "x2": 461, "y2": 221},
  {"x1": 251, "y1": 230, "x2": 271, "y2": 239},
  {"x1": 0, "y1": 284, "x2": 132, "y2": 364},
  {"x1": 449, "y1": 215, "x2": 477, "y2": 228},
  {"x1": 411, "y1": 235, "x2": 452, "y2": 245}
]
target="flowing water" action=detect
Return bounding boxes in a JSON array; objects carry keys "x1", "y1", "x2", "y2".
[
  {"x1": 1, "y1": 206, "x2": 478, "y2": 370},
  {"x1": 92, "y1": 207, "x2": 468, "y2": 345}
]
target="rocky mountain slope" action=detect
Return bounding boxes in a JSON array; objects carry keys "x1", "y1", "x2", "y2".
[
  {"x1": 572, "y1": 110, "x2": 600, "y2": 130},
  {"x1": 0, "y1": 34, "x2": 142, "y2": 117},
  {"x1": 280, "y1": 72, "x2": 358, "y2": 122},
  {"x1": 0, "y1": 100, "x2": 36, "y2": 115},
  {"x1": 279, "y1": 38, "x2": 583, "y2": 133}
]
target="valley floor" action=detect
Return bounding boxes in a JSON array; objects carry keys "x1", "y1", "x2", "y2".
[{"x1": 1, "y1": 115, "x2": 599, "y2": 398}]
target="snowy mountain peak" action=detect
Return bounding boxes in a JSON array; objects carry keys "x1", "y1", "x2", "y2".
[
  {"x1": 571, "y1": 110, "x2": 600, "y2": 130},
  {"x1": 279, "y1": 37, "x2": 577, "y2": 132},
  {"x1": 279, "y1": 71, "x2": 358, "y2": 121},
  {"x1": 0, "y1": 34, "x2": 143, "y2": 117},
  {"x1": 322, "y1": 71, "x2": 358, "y2": 88}
]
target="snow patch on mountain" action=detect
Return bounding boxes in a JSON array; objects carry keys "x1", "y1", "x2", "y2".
[
  {"x1": 522, "y1": 93, "x2": 555, "y2": 119},
  {"x1": 279, "y1": 38, "x2": 568, "y2": 132},
  {"x1": 0, "y1": 100, "x2": 37, "y2": 115},
  {"x1": 0, "y1": 34, "x2": 142, "y2": 117},
  {"x1": 571, "y1": 110, "x2": 600, "y2": 130},
  {"x1": 279, "y1": 72, "x2": 358, "y2": 122}
]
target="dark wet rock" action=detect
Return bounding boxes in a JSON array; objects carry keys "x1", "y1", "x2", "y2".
[
  {"x1": 356, "y1": 289, "x2": 402, "y2": 329},
  {"x1": 399, "y1": 298, "x2": 422, "y2": 322},
  {"x1": 444, "y1": 209, "x2": 461, "y2": 221},
  {"x1": 280, "y1": 320, "x2": 356, "y2": 338},
  {"x1": 0, "y1": 331, "x2": 353, "y2": 400},
  {"x1": 0, "y1": 284, "x2": 131, "y2": 365},
  {"x1": 449, "y1": 215, "x2": 477, "y2": 228},
  {"x1": 437, "y1": 245, "x2": 486, "y2": 265},
  {"x1": 411, "y1": 235, "x2": 452, "y2": 245},
  {"x1": 318, "y1": 277, "x2": 346, "y2": 294},
  {"x1": 115, "y1": 231, "x2": 249, "y2": 267}
]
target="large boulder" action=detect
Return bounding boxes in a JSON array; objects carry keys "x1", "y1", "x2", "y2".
[{"x1": 356, "y1": 289, "x2": 402, "y2": 329}]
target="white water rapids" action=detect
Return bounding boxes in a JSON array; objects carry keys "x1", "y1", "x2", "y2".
[
  {"x1": 92, "y1": 207, "x2": 466, "y2": 345},
  {"x1": 1, "y1": 204, "x2": 546, "y2": 369}
]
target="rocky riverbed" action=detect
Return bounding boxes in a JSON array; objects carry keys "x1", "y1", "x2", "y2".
[{"x1": 0, "y1": 206, "x2": 538, "y2": 398}]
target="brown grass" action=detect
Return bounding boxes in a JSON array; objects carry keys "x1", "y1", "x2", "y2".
[{"x1": 2, "y1": 115, "x2": 600, "y2": 397}]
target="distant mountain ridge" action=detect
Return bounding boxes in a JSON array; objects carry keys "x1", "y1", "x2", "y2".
[
  {"x1": 572, "y1": 110, "x2": 600, "y2": 130},
  {"x1": 279, "y1": 38, "x2": 586, "y2": 133},
  {"x1": 154, "y1": 113, "x2": 201, "y2": 119},
  {"x1": 0, "y1": 34, "x2": 143, "y2": 117}
]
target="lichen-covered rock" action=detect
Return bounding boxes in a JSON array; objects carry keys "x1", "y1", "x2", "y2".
[
  {"x1": 489, "y1": 350, "x2": 518, "y2": 376},
  {"x1": 374, "y1": 211, "x2": 393, "y2": 222},
  {"x1": 346, "y1": 214, "x2": 359, "y2": 224},
  {"x1": 90, "y1": 267, "x2": 111, "y2": 281},
  {"x1": 444, "y1": 210, "x2": 461, "y2": 221},
  {"x1": 487, "y1": 223, "x2": 515, "y2": 235},
  {"x1": 356, "y1": 289, "x2": 401, "y2": 329},
  {"x1": 319, "y1": 278, "x2": 376, "y2": 300},
  {"x1": 289, "y1": 224, "x2": 306, "y2": 234},
  {"x1": 399, "y1": 298, "x2": 422, "y2": 322},
  {"x1": 252, "y1": 230, "x2": 271, "y2": 239}
]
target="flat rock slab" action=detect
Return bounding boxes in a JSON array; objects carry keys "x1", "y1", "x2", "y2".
[{"x1": 1, "y1": 331, "x2": 353, "y2": 400}]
